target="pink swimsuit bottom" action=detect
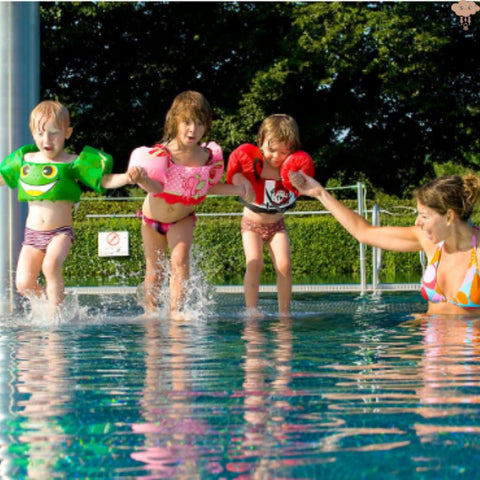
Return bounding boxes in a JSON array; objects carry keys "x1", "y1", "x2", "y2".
[
  {"x1": 23, "y1": 226, "x2": 74, "y2": 252},
  {"x1": 137, "y1": 211, "x2": 197, "y2": 236}
]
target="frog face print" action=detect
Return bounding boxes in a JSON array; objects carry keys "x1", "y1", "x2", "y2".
[
  {"x1": 20, "y1": 162, "x2": 59, "y2": 197},
  {"x1": 18, "y1": 161, "x2": 77, "y2": 201}
]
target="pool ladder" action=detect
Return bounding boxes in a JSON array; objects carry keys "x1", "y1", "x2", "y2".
[{"x1": 370, "y1": 203, "x2": 423, "y2": 295}]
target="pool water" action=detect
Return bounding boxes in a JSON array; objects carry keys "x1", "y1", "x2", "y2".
[{"x1": 1, "y1": 291, "x2": 480, "y2": 479}]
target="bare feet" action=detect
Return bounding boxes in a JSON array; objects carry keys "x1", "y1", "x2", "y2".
[
  {"x1": 170, "y1": 310, "x2": 185, "y2": 321},
  {"x1": 244, "y1": 307, "x2": 265, "y2": 319}
]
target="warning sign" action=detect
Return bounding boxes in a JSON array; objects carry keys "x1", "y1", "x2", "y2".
[{"x1": 98, "y1": 231, "x2": 129, "y2": 257}]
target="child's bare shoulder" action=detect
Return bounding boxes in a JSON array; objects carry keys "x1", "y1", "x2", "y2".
[
  {"x1": 56, "y1": 152, "x2": 77, "y2": 164},
  {"x1": 24, "y1": 151, "x2": 77, "y2": 164}
]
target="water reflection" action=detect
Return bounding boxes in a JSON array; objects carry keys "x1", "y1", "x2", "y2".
[
  {"x1": 131, "y1": 320, "x2": 202, "y2": 479},
  {"x1": 226, "y1": 317, "x2": 294, "y2": 477},
  {"x1": 7, "y1": 330, "x2": 71, "y2": 478},
  {"x1": 415, "y1": 315, "x2": 480, "y2": 441},
  {"x1": 318, "y1": 314, "x2": 480, "y2": 462},
  {"x1": 131, "y1": 316, "x2": 296, "y2": 479},
  {"x1": 1, "y1": 294, "x2": 480, "y2": 478}
]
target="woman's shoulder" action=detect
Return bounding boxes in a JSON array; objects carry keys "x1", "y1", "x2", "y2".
[{"x1": 410, "y1": 224, "x2": 438, "y2": 258}]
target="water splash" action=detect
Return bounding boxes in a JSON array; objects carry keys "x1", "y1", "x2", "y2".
[
  {"x1": 181, "y1": 266, "x2": 216, "y2": 321},
  {"x1": 133, "y1": 255, "x2": 216, "y2": 322},
  {"x1": 13, "y1": 292, "x2": 91, "y2": 327}
]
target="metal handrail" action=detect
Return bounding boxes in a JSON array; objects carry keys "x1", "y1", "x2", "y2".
[
  {"x1": 370, "y1": 204, "x2": 423, "y2": 294},
  {"x1": 371, "y1": 204, "x2": 382, "y2": 292}
]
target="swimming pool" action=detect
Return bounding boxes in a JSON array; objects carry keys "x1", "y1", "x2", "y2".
[{"x1": 1, "y1": 291, "x2": 479, "y2": 479}]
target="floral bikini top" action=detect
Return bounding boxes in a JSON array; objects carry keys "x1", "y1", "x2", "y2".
[
  {"x1": 421, "y1": 233, "x2": 480, "y2": 309},
  {"x1": 128, "y1": 142, "x2": 224, "y2": 206}
]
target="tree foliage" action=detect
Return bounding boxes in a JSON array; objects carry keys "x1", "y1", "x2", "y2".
[{"x1": 40, "y1": 1, "x2": 480, "y2": 195}]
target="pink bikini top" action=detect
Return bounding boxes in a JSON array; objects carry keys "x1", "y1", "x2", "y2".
[{"x1": 128, "y1": 142, "x2": 224, "y2": 205}]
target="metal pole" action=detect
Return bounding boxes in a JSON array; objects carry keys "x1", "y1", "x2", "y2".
[
  {"x1": 0, "y1": 2, "x2": 40, "y2": 314},
  {"x1": 357, "y1": 182, "x2": 367, "y2": 294},
  {"x1": 371, "y1": 204, "x2": 382, "y2": 293}
]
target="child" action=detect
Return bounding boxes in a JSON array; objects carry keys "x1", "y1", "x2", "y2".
[
  {"x1": 0, "y1": 100, "x2": 146, "y2": 314},
  {"x1": 226, "y1": 114, "x2": 314, "y2": 317},
  {"x1": 128, "y1": 90, "x2": 249, "y2": 319}
]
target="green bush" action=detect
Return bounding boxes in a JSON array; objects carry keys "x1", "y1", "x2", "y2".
[{"x1": 64, "y1": 218, "x2": 145, "y2": 286}]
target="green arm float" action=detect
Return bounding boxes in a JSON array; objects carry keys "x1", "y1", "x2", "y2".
[
  {"x1": 0, "y1": 145, "x2": 38, "y2": 189},
  {"x1": 72, "y1": 146, "x2": 113, "y2": 194}
]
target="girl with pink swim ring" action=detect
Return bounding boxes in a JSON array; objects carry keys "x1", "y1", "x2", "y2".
[
  {"x1": 129, "y1": 141, "x2": 224, "y2": 205},
  {"x1": 129, "y1": 91, "x2": 251, "y2": 319}
]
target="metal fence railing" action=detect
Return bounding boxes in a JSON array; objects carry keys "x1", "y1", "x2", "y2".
[{"x1": 69, "y1": 182, "x2": 421, "y2": 296}]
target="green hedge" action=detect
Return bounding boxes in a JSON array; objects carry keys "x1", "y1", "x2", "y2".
[
  {"x1": 65, "y1": 218, "x2": 145, "y2": 286},
  {"x1": 63, "y1": 191, "x2": 424, "y2": 286}
]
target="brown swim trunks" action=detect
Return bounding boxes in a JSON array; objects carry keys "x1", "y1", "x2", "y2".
[{"x1": 241, "y1": 217, "x2": 286, "y2": 242}]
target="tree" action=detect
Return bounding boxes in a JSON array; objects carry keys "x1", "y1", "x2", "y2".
[
  {"x1": 40, "y1": 2, "x2": 480, "y2": 195},
  {"x1": 40, "y1": 2, "x2": 291, "y2": 171},
  {"x1": 233, "y1": 2, "x2": 480, "y2": 193}
]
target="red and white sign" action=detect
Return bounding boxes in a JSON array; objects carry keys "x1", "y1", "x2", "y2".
[{"x1": 98, "y1": 231, "x2": 129, "y2": 257}]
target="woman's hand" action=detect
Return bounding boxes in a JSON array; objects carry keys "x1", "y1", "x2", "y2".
[{"x1": 289, "y1": 171, "x2": 322, "y2": 197}]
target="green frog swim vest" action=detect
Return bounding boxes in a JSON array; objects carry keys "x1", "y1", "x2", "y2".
[{"x1": 0, "y1": 145, "x2": 113, "y2": 202}]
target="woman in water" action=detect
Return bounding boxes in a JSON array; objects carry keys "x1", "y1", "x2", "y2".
[{"x1": 290, "y1": 170, "x2": 480, "y2": 315}]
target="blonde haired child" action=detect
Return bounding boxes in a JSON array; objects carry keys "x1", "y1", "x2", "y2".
[
  {"x1": 227, "y1": 114, "x2": 314, "y2": 317},
  {"x1": 0, "y1": 100, "x2": 145, "y2": 315}
]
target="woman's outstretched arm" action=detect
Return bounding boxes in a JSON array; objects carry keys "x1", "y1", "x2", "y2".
[{"x1": 290, "y1": 171, "x2": 424, "y2": 252}]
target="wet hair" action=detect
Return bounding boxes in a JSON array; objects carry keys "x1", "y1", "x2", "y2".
[
  {"x1": 414, "y1": 173, "x2": 480, "y2": 221},
  {"x1": 29, "y1": 100, "x2": 70, "y2": 133},
  {"x1": 257, "y1": 114, "x2": 301, "y2": 152},
  {"x1": 162, "y1": 91, "x2": 212, "y2": 143}
]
